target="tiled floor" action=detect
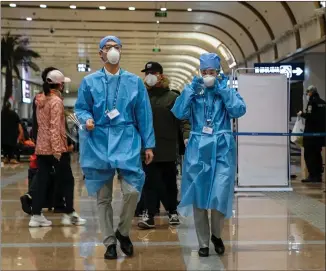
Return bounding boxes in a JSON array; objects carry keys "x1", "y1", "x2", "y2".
[{"x1": 1, "y1": 158, "x2": 325, "y2": 270}]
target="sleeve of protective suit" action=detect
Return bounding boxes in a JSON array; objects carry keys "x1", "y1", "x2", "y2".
[
  {"x1": 135, "y1": 77, "x2": 155, "y2": 149},
  {"x1": 171, "y1": 84, "x2": 195, "y2": 120},
  {"x1": 216, "y1": 85, "x2": 246, "y2": 119},
  {"x1": 75, "y1": 78, "x2": 94, "y2": 125},
  {"x1": 50, "y1": 100, "x2": 64, "y2": 154}
]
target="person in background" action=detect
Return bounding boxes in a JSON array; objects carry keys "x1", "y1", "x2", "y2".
[
  {"x1": 75, "y1": 35, "x2": 155, "y2": 260},
  {"x1": 171, "y1": 53, "x2": 246, "y2": 257},
  {"x1": 20, "y1": 67, "x2": 67, "y2": 215},
  {"x1": 28, "y1": 68, "x2": 86, "y2": 227},
  {"x1": 1, "y1": 101, "x2": 23, "y2": 164},
  {"x1": 138, "y1": 62, "x2": 184, "y2": 229},
  {"x1": 298, "y1": 85, "x2": 326, "y2": 183}
]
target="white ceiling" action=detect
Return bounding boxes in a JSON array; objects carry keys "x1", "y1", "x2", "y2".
[{"x1": 1, "y1": 1, "x2": 324, "y2": 92}]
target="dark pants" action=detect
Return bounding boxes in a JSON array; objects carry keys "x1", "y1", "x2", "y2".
[
  {"x1": 32, "y1": 153, "x2": 74, "y2": 215},
  {"x1": 304, "y1": 144, "x2": 323, "y2": 178},
  {"x1": 2, "y1": 144, "x2": 16, "y2": 160},
  {"x1": 143, "y1": 161, "x2": 178, "y2": 217},
  {"x1": 28, "y1": 168, "x2": 65, "y2": 208}
]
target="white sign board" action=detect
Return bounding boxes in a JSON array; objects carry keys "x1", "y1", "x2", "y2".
[{"x1": 237, "y1": 74, "x2": 289, "y2": 189}]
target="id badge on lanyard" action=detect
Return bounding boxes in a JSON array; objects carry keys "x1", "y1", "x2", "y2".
[
  {"x1": 203, "y1": 94, "x2": 217, "y2": 135},
  {"x1": 106, "y1": 109, "x2": 120, "y2": 120},
  {"x1": 105, "y1": 71, "x2": 121, "y2": 120}
]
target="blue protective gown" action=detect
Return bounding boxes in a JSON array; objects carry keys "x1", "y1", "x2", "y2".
[
  {"x1": 171, "y1": 75, "x2": 246, "y2": 218},
  {"x1": 75, "y1": 68, "x2": 155, "y2": 196}
]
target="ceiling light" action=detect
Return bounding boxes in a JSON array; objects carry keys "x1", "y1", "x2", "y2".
[
  {"x1": 187, "y1": 8, "x2": 192, "y2": 12},
  {"x1": 160, "y1": 7, "x2": 167, "y2": 11},
  {"x1": 156, "y1": 21, "x2": 160, "y2": 24},
  {"x1": 128, "y1": 7, "x2": 136, "y2": 11},
  {"x1": 99, "y1": 6, "x2": 106, "y2": 10},
  {"x1": 9, "y1": 3, "x2": 16, "y2": 7},
  {"x1": 40, "y1": 4, "x2": 47, "y2": 8},
  {"x1": 26, "y1": 17, "x2": 32, "y2": 21},
  {"x1": 65, "y1": 90, "x2": 70, "y2": 94},
  {"x1": 69, "y1": 5, "x2": 77, "y2": 9}
]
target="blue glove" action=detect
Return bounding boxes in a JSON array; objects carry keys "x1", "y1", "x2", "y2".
[
  {"x1": 191, "y1": 76, "x2": 204, "y2": 92},
  {"x1": 215, "y1": 74, "x2": 228, "y2": 92}
]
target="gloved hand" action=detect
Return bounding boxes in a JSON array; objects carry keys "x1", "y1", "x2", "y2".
[
  {"x1": 191, "y1": 76, "x2": 203, "y2": 92},
  {"x1": 214, "y1": 74, "x2": 228, "y2": 93}
]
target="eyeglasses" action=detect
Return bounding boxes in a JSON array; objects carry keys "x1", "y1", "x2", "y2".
[{"x1": 101, "y1": 45, "x2": 121, "y2": 52}]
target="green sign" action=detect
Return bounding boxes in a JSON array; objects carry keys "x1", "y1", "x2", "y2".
[
  {"x1": 152, "y1": 48, "x2": 161, "y2": 52},
  {"x1": 155, "y1": 11, "x2": 167, "y2": 17}
]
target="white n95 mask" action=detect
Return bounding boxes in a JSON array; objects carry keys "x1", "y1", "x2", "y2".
[
  {"x1": 145, "y1": 74, "x2": 158, "y2": 87},
  {"x1": 106, "y1": 48, "x2": 120, "y2": 65},
  {"x1": 203, "y1": 75, "x2": 216, "y2": 88}
]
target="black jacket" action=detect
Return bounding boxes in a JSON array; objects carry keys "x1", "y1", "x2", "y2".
[
  {"x1": 302, "y1": 93, "x2": 326, "y2": 146},
  {"x1": 147, "y1": 87, "x2": 185, "y2": 162},
  {"x1": 1, "y1": 108, "x2": 21, "y2": 147}
]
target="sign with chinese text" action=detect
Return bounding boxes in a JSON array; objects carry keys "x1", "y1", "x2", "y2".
[{"x1": 254, "y1": 63, "x2": 305, "y2": 81}]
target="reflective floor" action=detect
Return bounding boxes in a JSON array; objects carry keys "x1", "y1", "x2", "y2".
[{"x1": 1, "y1": 157, "x2": 325, "y2": 270}]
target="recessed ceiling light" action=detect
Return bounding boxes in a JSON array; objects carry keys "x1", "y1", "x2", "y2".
[
  {"x1": 69, "y1": 5, "x2": 77, "y2": 9},
  {"x1": 128, "y1": 7, "x2": 136, "y2": 11},
  {"x1": 40, "y1": 4, "x2": 47, "y2": 8},
  {"x1": 160, "y1": 7, "x2": 167, "y2": 11},
  {"x1": 26, "y1": 17, "x2": 32, "y2": 21},
  {"x1": 156, "y1": 21, "x2": 160, "y2": 24},
  {"x1": 187, "y1": 8, "x2": 192, "y2": 12},
  {"x1": 99, "y1": 6, "x2": 106, "y2": 10},
  {"x1": 9, "y1": 3, "x2": 16, "y2": 7}
]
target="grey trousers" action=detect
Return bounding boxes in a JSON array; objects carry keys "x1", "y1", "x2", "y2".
[
  {"x1": 97, "y1": 179, "x2": 139, "y2": 247},
  {"x1": 193, "y1": 207, "x2": 225, "y2": 248}
]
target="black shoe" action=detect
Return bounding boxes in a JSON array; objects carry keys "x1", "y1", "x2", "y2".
[
  {"x1": 134, "y1": 210, "x2": 144, "y2": 217},
  {"x1": 20, "y1": 194, "x2": 32, "y2": 215},
  {"x1": 302, "y1": 176, "x2": 322, "y2": 183},
  {"x1": 198, "y1": 247, "x2": 209, "y2": 257},
  {"x1": 104, "y1": 244, "x2": 117, "y2": 260},
  {"x1": 138, "y1": 213, "x2": 155, "y2": 229},
  {"x1": 168, "y1": 213, "x2": 180, "y2": 226},
  {"x1": 115, "y1": 230, "x2": 133, "y2": 257},
  {"x1": 211, "y1": 235, "x2": 225, "y2": 255}
]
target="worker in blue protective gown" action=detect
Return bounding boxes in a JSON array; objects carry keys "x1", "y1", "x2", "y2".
[
  {"x1": 75, "y1": 36, "x2": 155, "y2": 260},
  {"x1": 171, "y1": 53, "x2": 246, "y2": 257}
]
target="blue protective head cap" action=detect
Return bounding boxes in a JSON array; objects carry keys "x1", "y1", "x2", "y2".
[
  {"x1": 199, "y1": 53, "x2": 221, "y2": 70},
  {"x1": 99, "y1": 36, "x2": 122, "y2": 49}
]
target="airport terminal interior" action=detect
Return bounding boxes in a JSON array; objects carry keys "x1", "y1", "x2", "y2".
[{"x1": 1, "y1": 1, "x2": 326, "y2": 270}]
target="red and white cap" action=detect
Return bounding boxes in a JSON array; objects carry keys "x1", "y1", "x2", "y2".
[{"x1": 46, "y1": 70, "x2": 71, "y2": 84}]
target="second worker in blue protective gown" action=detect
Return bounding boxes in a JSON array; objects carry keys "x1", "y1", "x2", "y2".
[
  {"x1": 171, "y1": 53, "x2": 246, "y2": 257},
  {"x1": 75, "y1": 36, "x2": 155, "y2": 260}
]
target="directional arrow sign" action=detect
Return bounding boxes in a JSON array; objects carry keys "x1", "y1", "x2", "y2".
[
  {"x1": 254, "y1": 63, "x2": 305, "y2": 81},
  {"x1": 293, "y1": 67, "x2": 303, "y2": 76}
]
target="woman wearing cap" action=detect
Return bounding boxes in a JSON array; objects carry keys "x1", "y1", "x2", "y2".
[
  {"x1": 29, "y1": 68, "x2": 86, "y2": 227},
  {"x1": 171, "y1": 53, "x2": 246, "y2": 257}
]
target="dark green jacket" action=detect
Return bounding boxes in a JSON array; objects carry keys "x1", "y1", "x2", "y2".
[{"x1": 145, "y1": 87, "x2": 187, "y2": 162}]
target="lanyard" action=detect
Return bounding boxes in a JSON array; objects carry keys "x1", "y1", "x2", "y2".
[
  {"x1": 104, "y1": 69, "x2": 122, "y2": 112},
  {"x1": 203, "y1": 92, "x2": 217, "y2": 126}
]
